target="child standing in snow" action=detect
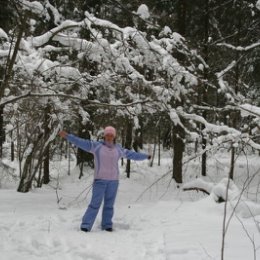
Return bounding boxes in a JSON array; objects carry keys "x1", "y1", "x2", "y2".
[{"x1": 59, "y1": 126, "x2": 150, "y2": 232}]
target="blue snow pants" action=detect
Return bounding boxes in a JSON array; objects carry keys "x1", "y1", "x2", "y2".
[{"x1": 80, "y1": 179, "x2": 119, "y2": 231}]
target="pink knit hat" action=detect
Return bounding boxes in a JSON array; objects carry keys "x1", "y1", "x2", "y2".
[{"x1": 104, "y1": 126, "x2": 116, "y2": 137}]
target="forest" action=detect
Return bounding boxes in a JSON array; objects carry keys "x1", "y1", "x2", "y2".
[
  {"x1": 0, "y1": 0, "x2": 259, "y2": 191},
  {"x1": 0, "y1": 1, "x2": 260, "y2": 260}
]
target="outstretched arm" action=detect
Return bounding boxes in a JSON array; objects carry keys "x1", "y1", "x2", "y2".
[
  {"x1": 119, "y1": 146, "x2": 151, "y2": 161},
  {"x1": 59, "y1": 131, "x2": 99, "y2": 153}
]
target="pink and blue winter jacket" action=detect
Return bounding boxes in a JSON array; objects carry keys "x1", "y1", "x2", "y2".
[{"x1": 67, "y1": 134, "x2": 149, "y2": 180}]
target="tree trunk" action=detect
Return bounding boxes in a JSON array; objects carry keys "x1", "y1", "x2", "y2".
[
  {"x1": 79, "y1": 162, "x2": 84, "y2": 179},
  {"x1": 201, "y1": 0, "x2": 209, "y2": 177},
  {"x1": 229, "y1": 5, "x2": 242, "y2": 180},
  {"x1": 201, "y1": 134, "x2": 207, "y2": 176},
  {"x1": 0, "y1": 17, "x2": 25, "y2": 158},
  {"x1": 158, "y1": 125, "x2": 161, "y2": 166},
  {"x1": 68, "y1": 142, "x2": 71, "y2": 176},
  {"x1": 172, "y1": 125, "x2": 185, "y2": 184},
  {"x1": 43, "y1": 104, "x2": 50, "y2": 184},
  {"x1": 10, "y1": 130, "x2": 14, "y2": 161},
  {"x1": 125, "y1": 119, "x2": 133, "y2": 178},
  {"x1": 76, "y1": 121, "x2": 93, "y2": 168},
  {"x1": 121, "y1": 128, "x2": 125, "y2": 166},
  {"x1": 17, "y1": 151, "x2": 34, "y2": 192},
  {"x1": 229, "y1": 146, "x2": 235, "y2": 180},
  {"x1": 37, "y1": 163, "x2": 43, "y2": 188},
  {"x1": 149, "y1": 141, "x2": 156, "y2": 167},
  {"x1": 0, "y1": 0, "x2": 14, "y2": 32},
  {"x1": 43, "y1": 145, "x2": 50, "y2": 184},
  {"x1": 177, "y1": 0, "x2": 186, "y2": 36},
  {"x1": 0, "y1": 107, "x2": 4, "y2": 158}
]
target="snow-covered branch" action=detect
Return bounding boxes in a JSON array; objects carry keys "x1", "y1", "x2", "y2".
[
  {"x1": 183, "y1": 178, "x2": 214, "y2": 195},
  {"x1": 32, "y1": 20, "x2": 81, "y2": 47},
  {"x1": 193, "y1": 104, "x2": 260, "y2": 118},
  {"x1": 192, "y1": 104, "x2": 239, "y2": 113},
  {"x1": 240, "y1": 104, "x2": 260, "y2": 118},
  {"x1": 177, "y1": 108, "x2": 240, "y2": 136},
  {"x1": 216, "y1": 60, "x2": 237, "y2": 94},
  {"x1": 217, "y1": 42, "x2": 260, "y2": 52},
  {"x1": 0, "y1": 92, "x2": 152, "y2": 109}
]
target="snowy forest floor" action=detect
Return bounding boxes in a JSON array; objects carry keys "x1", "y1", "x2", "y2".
[{"x1": 1, "y1": 150, "x2": 260, "y2": 260}]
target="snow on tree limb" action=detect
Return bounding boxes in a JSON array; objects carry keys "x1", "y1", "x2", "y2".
[
  {"x1": 169, "y1": 107, "x2": 260, "y2": 150},
  {"x1": 217, "y1": 42, "x2": 260, "y2": 52},
  {"x1": 216, "y1": 60, "x2": 237, "y2": 93},
  {"x1": 193, "y1": 104, "x2": 260, "y2": 119},
  {"x1": 0, "y1": 92, "x2": 152, "y2": 109},
  {"x1": 83, "y1": 11, "x2": 123, "y2": 33},
  {"x1": 45, "y1": 0, "x2": 61, "y2": 25},
  {"x1": 240, "y1": 104, "x2": 260, "y2": 118},
  {"x1": 31, "y1": 20, "x2": 81, "y2": 47},
  {"x1": 183, "y1": 178, "x2": 214, "y2": 195},
  {"x1": 177, "y1": 108, "x2": 240, "y2": 136},
  {"x1": 19, "y1": 0, "x2": 45, "y2": 15},
  {"x1": 28, "y1": 8, "x2": 197, "y2": 106},
  {"x1": 2, "y1": 5, "x2": 258, "y2": 159}
]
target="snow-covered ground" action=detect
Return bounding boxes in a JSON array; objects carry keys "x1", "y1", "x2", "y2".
[{"x1": 1, "y1": 150, "x2": 260, "y2": 260}]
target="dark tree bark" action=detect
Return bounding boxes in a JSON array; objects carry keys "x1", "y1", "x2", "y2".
[
  {"x1": 10, "y1": 130, "x2": 14, "y2": 161},
  {"x1": 0, "y1": 107, "x2": 4, "y2": 158},
  {"x1": 201, "y1": 134, "x2": 207, "y2": 177},
  {"x1": 121, "y1": 128, "x2": 125, "y2": 166},
  {"x1": 77, "y1": 120, "x2": 94, "y2": 179},
  {"x1": 149, "y1": 142, "x2": 156, "y2": 167},
  {"x1": 43, "y1": 146, "x2": 50, "y2": 184},
  {"x1": 163, "y1": 128, "x2": 171, "y2": 150},
  {"x1": 43, "y1": 104, "x2": 51, "y2": 184},
  {"x1": 177, "y1": 0, "x2": 187, "y2": 36},
  {"x1": 76, "y1": 124, "x2": 93, "y2": 166},
  {"x1": 201, "y1": 0, "x2": 210, "y2": 177},
  {"x1": 229, "y1": 5, "x2": 242, "y2": 180},
  {"x1": 0, "y1": 0, "x2": 15, "y2": 32},
  {"x1": 37, "y1": 163, "x2": 43, "y2": 188},
  {"x1": 0, "y1": 16, "x2": 25, "y2": 158},
  {"x1": 158, "y1": 125, "x2": 161, "y2": 166},
  {"x1": 125, "y1": 119, "x2": 133, "y2": 178},
  {"x1": 172, "y1": 125, "x2": 185, "y2": 184}
]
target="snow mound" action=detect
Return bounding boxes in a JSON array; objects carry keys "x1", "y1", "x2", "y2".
[
  {"x1": 136, "y1": 4, "x2": 150, "y2": 19},
  {"x1": 183, "y1": 178, "x2": 214, "y2": 194},
  {"x1": 184, "y1": 178, "x2": 260, "y2": 218},
  {"x1": 211, "y1": 178, "x2": 260, "y2": 218},
  {"x1": 211, "y1": 178, "x2": 239, "y2": 201}
]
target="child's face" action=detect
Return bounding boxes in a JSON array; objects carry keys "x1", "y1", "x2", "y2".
[{"x1": 104, "y1": 133, "x2": 115, "y2": 143}]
